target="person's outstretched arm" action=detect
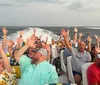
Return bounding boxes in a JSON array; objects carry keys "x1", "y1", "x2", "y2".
[
  {"x1": 45, "y1": 44, "x2": 51, "y2": 61},
  {"x1": 94, "y1": 34, "x2": 99, "y2": 49},
  {"x1": 73, "y1": 27, "x2": 78, "y2": 46},
  {"x1": 2, "y1": 27, "x2": 8, "y2": 49},
  {"x1": 78, "y1": 33, "x2": 83, "y2": 45},
  {"x1": 87, "y1": 36, "x2": 92, "y2": 52},
  {"x1": 0, "y1": 45, "x2": 12, "y2": 73},
  {"x1": 15, "y1": 36, "x2": 36, "y2": 62},
  {"x1": 61, "y1": 29, "x2": 72, "y2": 52}
]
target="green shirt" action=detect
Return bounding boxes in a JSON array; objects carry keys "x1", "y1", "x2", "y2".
[{"x1": 18, "y1": 55, "x2": 58, "y2": 85}]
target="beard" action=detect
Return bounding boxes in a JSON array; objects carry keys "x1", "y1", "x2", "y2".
[{"x1": 31, "y1": 57, "x2": 39, "y2": 64}]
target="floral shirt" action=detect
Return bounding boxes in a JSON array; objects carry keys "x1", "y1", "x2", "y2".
[{"x1": 0, "y1": 69, "x2": 17, "y2": 85}]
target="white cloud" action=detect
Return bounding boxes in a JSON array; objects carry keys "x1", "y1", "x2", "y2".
[
  {"x1": 62, "y1": 0, "x2": 100, "y2": 12},
  {"x1": 0, "y1": 0, "x2": 100, "y2": 12},
  {"x1": 0, "y1": 0, "x2": 100, "y2": 26},
  {"x1": 13, "y1": 0, "x2": 60, "y2": 4}
]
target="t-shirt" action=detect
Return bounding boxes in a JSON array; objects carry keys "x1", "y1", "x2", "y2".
[
  {"x1": 90, "y1": 52, "x2": 96, "y2": 62},
  {"x1": 51, "y1": 44, "x2": 58, "y2": 59},
  {"x1": 71, "y1": 47, "x2": 91, "y2": 73},
  {"x1": 0, "y1": 69, "x2": 17, "y2": 85},
  {"x1": 18, "y1": 55, "x2": 58, "y2": 85},
  {"x1": 87, "y1": 63, "x2": 100, "y2": 85},
  {"x1": 63, "y1": 47, "x2": 72, "y2": 57}
]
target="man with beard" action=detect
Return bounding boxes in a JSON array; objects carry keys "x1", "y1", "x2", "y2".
[
  {"x1": 87, "y1": 54, "x2": 100, "y2": 85},
  {"x1": 15, "y1": 37, "x2": 58, "y2": 85}
]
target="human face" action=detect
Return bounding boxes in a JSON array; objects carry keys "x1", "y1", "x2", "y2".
[
  {"x1": 0, "y1": 59, "x2": 4, "y2": 72},
  {"x1": 31, "y1": 52, "x2": 41, "y2": 64},
  {"x1": 7, "y1": 40, "x2": 14, "y2": 48},
  {"x1": 78, "y1": 42, "x2": 86, "y2": 52},
  {"x1": 36, "y1": 39, "x2": 41, "y2": 44},
  {"x1": 52, "y1": 39, "x2": 55, "y2": 44},
  {"x1": 28, "y1": 48, "x2": 35, "y2": 58},
  {"x1": 91, "y1": 47, "x2": 98, "y2": 56}
]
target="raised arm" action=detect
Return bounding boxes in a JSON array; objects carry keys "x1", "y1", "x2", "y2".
[
  {"x1": 16, "y1": 37, "x2": 24, "y2": 49},
  {"x1": 94, "y1": 34, "x2": 99, "y2": 49},
  {"x1": 15, "y1": 36, "x2": 36, "y2": 62},
  {"x1": 19, "y1": 30, "x2": 24, "y2": 38},
  {"x1": 45, "y1": 44, "x2": 51, "y2": 61},
  {"x1": 86, "y1": 36, "x2": 92, "y2": 52},
  {"x1": 7, "y1": 40, "x2": 14, "y2": 58},
  {"x1": 73, "y1": 27, "x2": 78, "y2": 46},
  {"x1": 2, "y1": 27, "x2": 8, "y2": 49},
  {"x1": 45, "y1": 36, "x2": 48, "y2": 44},
  {"x1": 0, "y1": 44, "x2": 12, "y2": 73},
  {"x1": 78, "y1": 33, "x2": 83, "y2": 44},
  {"x1": 61, "y1": 29, "x2": 72, "y2": 52},
  {"x1": 32, "y1": 29, "x2": 36, "y2": 38}
]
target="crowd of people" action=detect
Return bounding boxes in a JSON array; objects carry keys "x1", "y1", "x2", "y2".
[{"x1": 0, "y1": 27, "x2": 100, "y2": 85}]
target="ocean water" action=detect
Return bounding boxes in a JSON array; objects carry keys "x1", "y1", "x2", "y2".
[{"x1": 0, "y1": 26, "x2": 100, "y2": 44}]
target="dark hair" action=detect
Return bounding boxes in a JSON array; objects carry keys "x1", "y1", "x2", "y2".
[
  {"x1": 0, "y1": 57, "x2": 2, "y2": 59},
  {"x1": 26, "y1": 48, "x2": 36, "y2": 54},
  {"x1": 12, "y1": 49, "x2": 19, "y2": 58},
  {"x1": 91, "y1": 45, "x2": 96, "y2": 50}
]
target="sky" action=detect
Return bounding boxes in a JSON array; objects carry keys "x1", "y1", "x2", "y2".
[{"x1": 0, "y1": 0, "x2": 100, "y2": 26}]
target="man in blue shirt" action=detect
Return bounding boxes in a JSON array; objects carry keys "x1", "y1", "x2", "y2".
[{"x1": 15, "y1": 37, "x2": 58, "y2": 85}]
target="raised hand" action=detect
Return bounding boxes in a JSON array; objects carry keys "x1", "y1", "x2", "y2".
[
  {"x1": 19, "y1": 31, "x2": 24, "y2": 37},
  {"x1": 46, "y1": 36, "x2": 48, "y2": 42},
  {"x1": 26, "y1": 36, "x2": 36, "y2": 48},
  {"x1": 94, "y1": 34, "x2": 98, "y2": 39},
  {"x1": 74, "y1": 27, "x2": 78, "y2": 33},
  {"x1": 61, "y1": 29, "x2": 68, "y2": 37},
  {"x1": 34, "y1": 29, "x2": 36, "y2": 34},
  {"x1": 2, "y1": 27, "x2": 8, "y2": 35},
  {"x1": 32, "y1": 29, "x2": 36, "y2": 38},
  {"x1": 16, "y1": 38, "x2": 23, "y2": 44},
  {"x1": 7, "y1": 40, "x2": 14, "y2": 48},
  {"x1": 79, "y1": 33, "x2": 83, "y2": 38},
  {"x1": 87, "y1": 36, "x2": 92, "y2": 43}
]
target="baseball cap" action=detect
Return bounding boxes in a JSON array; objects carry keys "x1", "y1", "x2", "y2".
[{"x1": 37, "y1": 48, "x2": 47, "y2": 57}]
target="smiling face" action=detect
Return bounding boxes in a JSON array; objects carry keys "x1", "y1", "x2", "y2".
[
  {"x1": 31, "y1": 52, "x2": 41, "y2": 64},
  {"x1": 78, "y1": 41, "x2": 86, "y2": 52},
  {"x1": 28, "y1": 48, "x2": 35, "y2": 58}
]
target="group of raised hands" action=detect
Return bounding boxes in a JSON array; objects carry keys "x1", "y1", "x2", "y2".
[
  {"x1": 60, "y1": 27, "x2": 100, "y2": 53},
  {"x1": 1, "y1": 27, "x2": 100, "y2": 56}
]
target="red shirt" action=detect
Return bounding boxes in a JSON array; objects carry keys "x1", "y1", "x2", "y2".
[{"x1": 87, "y1": 63, "x2": 100, "y2": 85}]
